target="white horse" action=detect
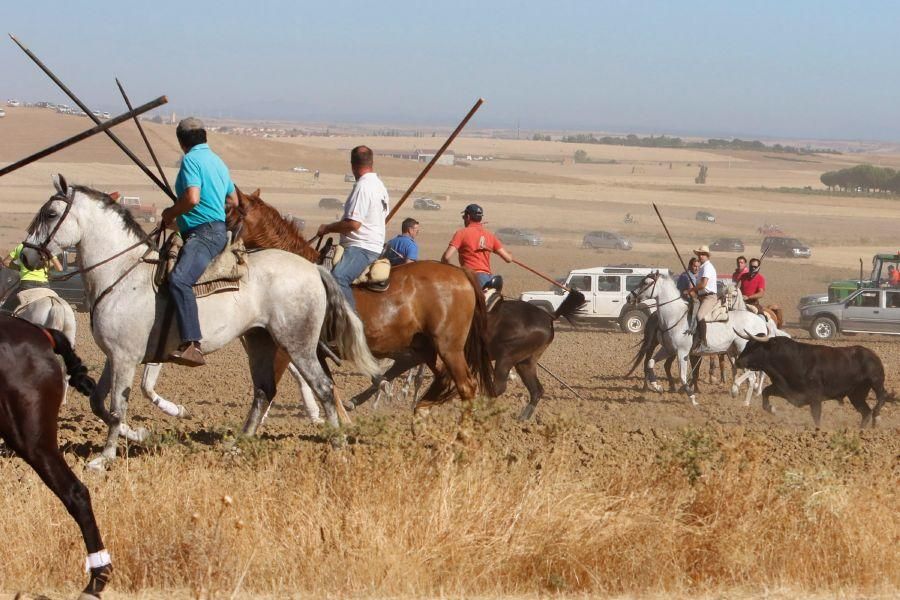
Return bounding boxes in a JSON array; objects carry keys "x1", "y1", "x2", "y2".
[
  {"x1": 22, "y1": 176, "x2": 379, "y2": 468},
  {"x1": 627, "y1": 272, "x2": 768, "y2": 405}
]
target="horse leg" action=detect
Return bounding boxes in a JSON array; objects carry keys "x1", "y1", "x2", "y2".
[
  {"x1": 718, "y1": 354, "x2": 727, "y2": 384},
  {"x1": 89, "y1": 361, "x2": 113, "y2": 425},
  {"x1": 761, "y1": 384, "x2": 777, "y2": 414},
  {"x1": 286, "y1": 363, "x2": 323, "y2": 424},
  {"x1": 140, "y1": 363, "x2": 188, "y2": 418},
  {"x1": 411, "y1": 364, "x2": 427, "y2": 402},
  {"x1": 241, "y1": 328, "x2": 278, "y2": 437},
  {"x1": 809, "y1": 399, "x2": 823, "y2": 428},
  {"x1": 645, "y1": 347, "x2": 668, "y2": 393},
  {"x1": 351, "y1": 353, "x2": 425, "y2": 410},
  {"x1": 434, "y1": 349, "x2": 477, "y2": 443},
  {"x1": 678, "y1": 351, "x2": 698, "y2": 406},
  {"x1": 515, "y1": 358, "x2": 544, "y2": 421},
  {"x1": 90, "y1": 361, "x2": 139, "y2": 470}
]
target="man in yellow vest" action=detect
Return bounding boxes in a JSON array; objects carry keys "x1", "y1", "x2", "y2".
[{"x1": 0, "y1": 243, "x2": 62, "y2": 313}]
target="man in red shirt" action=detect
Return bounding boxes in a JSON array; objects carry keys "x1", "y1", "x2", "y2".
[
  {"x1": 732, "y1": 256, "x2": 748, "y2": 283},
  {"x1": 441, "y1": 204, "x2": 513, "y2": 288},
  {"x1": 738, "y1": 257, "x2": 766, "y2": 309}
]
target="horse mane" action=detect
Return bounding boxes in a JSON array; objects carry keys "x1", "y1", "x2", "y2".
[
  {"x1": 239, "y1": 192, "x2": 319, "y2": 262},
  {"x1": 71, "y1": 185, "x2": 151, "y2": 243}
]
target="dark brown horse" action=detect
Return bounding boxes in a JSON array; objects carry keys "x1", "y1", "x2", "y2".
[
  {"x1": 227, "y1": 189, "x2": 494, "y2": 432},
  {"x1": 0, "y1": 315, "x2": 111, "y2": 599}
]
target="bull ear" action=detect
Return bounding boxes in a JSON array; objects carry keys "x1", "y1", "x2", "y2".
[{"x1": 53, "y1": 173, "x2": 68, "y2": 195}]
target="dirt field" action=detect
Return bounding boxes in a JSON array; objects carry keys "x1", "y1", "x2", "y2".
[{"x1": 1, "y1": 107, "x2": 898, "y2": 598}]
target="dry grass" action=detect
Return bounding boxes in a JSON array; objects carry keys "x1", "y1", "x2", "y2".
[{"x1": 1, "y1": 424, "x2": 897, "y2": 599}]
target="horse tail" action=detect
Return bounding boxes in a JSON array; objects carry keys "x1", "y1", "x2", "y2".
[
  {"x1": 46, "y1": 328, "x2": 95, "y2": 397},
  {"x1": 553, "y1": 289, "x2": 587, "y2": 324},
  {"x1": 47, "y1": 296, "x2": 77, "y2": 346},
  {"x1": 626, "y1": 311, "x2": 659, "y2": 377},
  {"x1": 317, "y1": 266, "x2": 380, "y2": 379},
  {"x1": 462, "y1": 268, "x2": 496, "y2": 398}
]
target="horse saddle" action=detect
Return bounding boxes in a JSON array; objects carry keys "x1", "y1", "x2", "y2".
[
  {"x1": 325, "y1": 243, "x2": 391, "y2": 292},
  {"x1": 154, "y1": 232, "x2": 249, "y2": 298},
  {"x1": 707, "y1": 301, "x2": 729, "y2": 323},
  {"x1": 482, "y1": 275, "x2": 504, "y2": 311},
  {"x1": 12, "y1": 287, "x2": 63, "y2": 316}
]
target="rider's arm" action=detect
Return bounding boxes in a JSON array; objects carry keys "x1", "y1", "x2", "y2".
[
  {"x1": 690, "y1": 276, "x2": 709, "y2": 294},
  {"x1": 50, "y1": 256, "x2": 63, "y2": 272},
  {"x1": 440, "y1": 245, "x2": 457, "y2": 264},
  {"x1": 162, "y1": 186, "x2": 201, "y2": 227},
  {"x1": 0, "y1": 255, "x2": 12, "y2": 268},
  {"x1": 744, "y1": 286, "x2": 765, "y2": 301},
  {"x1": 317, "y1": 219, "x2": 361, "y2": 237},
  {"x1": 495, "y1": 246, "x2": 513, "y2": 263},
  {"x1": 225, "y1": 189, "x2": 238, "y2": 209}
]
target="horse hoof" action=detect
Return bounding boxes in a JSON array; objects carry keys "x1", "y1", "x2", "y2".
[
  {"x1": 311, "y1": 416, "x2": 325, "y2": 425},
  {"x1": 78, "y1": 594, "x2": 102, "y2": 600},
  {"x1": 176, "y1": 405, "x2": 188, "y2": 418},
  {"x1": 86, "y1": 456, "x2": 109, "y2": 472},
  {"x1": 649, "y1": 382, "x2": 663, "y2": 393},
  {"x1": 342, "y1": 401, "x2": 356, "y2": 412},
  {"x1": 689, "y1": 395, "x2": 699, "y2": 406},
  {"x1": 730, "y1": 385, "x2": 739, "y2": 398},
  {"x1": 14, "y1": 593, "x2": 53, "y2": 600},
  {"x1": 517, "y1": 405, "x2": 536, "y2": 421}
]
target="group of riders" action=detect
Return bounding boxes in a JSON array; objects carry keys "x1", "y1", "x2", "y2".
[
  {"x1": 676, "y1": 247, "x2": 769, "y2": 354},
  {"x1": 1, "y1": 118, "x2": 516, "y2": 366}
]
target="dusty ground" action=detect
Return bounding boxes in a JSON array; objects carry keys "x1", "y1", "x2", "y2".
[{"x1": 1, "y1": 107, "x2": 899, "y2": 597}]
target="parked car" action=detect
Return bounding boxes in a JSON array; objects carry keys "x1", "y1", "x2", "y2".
[
  {"x1": 291, "y1": 166, "x2": 310, "y2": 173},
  {"x1": 695, "y1": 211, "x2": 716, "y2": 223},
  {"x1": 761, "y1": 236, "x2": 811, "y2": 258},
  {"x1": 319, "y1": 197, "x2": 344, "y2": 209},
  {"x1": 344, "y1": 174, "x2": 356, "y2": 183},
  {"x1": 121, "y1": 196, "x2": 158, "y2": 223},
  {"x1": 496, "y1": 227, "x2": 542, "y2": 246},
  {"x1": 582, "y1": 231, "x2": 632, "y2": 251},
  {"x1": 800, "y1": 287, "x2": 900, "y2": 340},
  {"x1": 521, "y1": 266, "x2": 670, "y2": 333},
  {"x1": 0, "y1": 108, "x2": 5, "y2": 118},
  {"x1": 413, "y1": 197, "x2": 441, "y2": 210},
  {"x1": 6, "y1": 99, "x2": 20, "y2": 107},
  {"x1": 710, "y1": 237, "x2": 745, "y2": 253}
]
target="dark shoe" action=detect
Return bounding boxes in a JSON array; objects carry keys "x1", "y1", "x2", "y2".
[{"x1": 169, "y1": 342, "x2": 206, "y2": 367}]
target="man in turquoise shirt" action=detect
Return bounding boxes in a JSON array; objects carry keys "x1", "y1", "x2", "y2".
[{"x1": 162, "y1": 117, "x2": 237, "y2": 366}]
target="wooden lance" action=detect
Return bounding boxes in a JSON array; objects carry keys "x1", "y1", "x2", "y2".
[
  {"x1": 652, "y1": 203, "x2": 689, "y2": 275},
  {"x1": 116, "y1": 77, "x2": 174, "y2": 197},
  {"x1": 385, "y1": 97, "x2": 484, "y2": 223}
]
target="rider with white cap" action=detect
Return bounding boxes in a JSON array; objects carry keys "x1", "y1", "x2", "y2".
[{"x1": 688, "y1": 244, "x2": 717, "y2": 355}]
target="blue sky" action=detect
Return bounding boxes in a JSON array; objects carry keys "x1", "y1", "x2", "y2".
[{"x1": 3, "y1": 1, "x2": 898, "y2": 140}]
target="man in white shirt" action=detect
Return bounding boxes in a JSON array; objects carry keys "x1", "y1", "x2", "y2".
[
  {"x1": 317, "y1": 145, "x2": 388, "y2": 309},
  {"x1": 688, "y1": 245, "x2": 718, "y2": 355}
]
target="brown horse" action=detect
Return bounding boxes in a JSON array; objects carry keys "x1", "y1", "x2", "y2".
[
  {"x1": 227, "y1": 189, "x2": 494, "y2": 431},
  {"x1": 0, "y1": 315, "x2": 111, "y2": 599}
]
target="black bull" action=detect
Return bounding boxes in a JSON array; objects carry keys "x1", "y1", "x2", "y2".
[{"x1": 735, "y1": 335, "x2": 895, "y2": 428}]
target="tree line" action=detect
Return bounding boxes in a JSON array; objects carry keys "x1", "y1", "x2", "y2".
[
  {"x1": 820, "y1": 164, "x2": 900, "y2": 193},
  {"x1": 559, "y1": 133, "x2": 838, "y2": 155}
]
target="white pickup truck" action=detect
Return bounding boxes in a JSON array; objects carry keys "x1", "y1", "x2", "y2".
[{"x1": 520, "y1": 266, "x2": 670, "y2": 333}]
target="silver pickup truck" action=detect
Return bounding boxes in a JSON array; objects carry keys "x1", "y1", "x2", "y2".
[{"x1": 800, "y1": 286, "x2": 900, "y2": 339}]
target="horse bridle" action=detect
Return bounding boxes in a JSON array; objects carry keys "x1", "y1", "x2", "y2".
[{"x1": 25, "y1": 191, "x2": 160, "y2": 319}]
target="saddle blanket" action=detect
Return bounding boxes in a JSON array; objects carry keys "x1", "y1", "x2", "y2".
[
  {"x1": 13, "y1": 287, "x2": 62, "y2": 315},
  {"x1": 155, "y1": 232, "x2": 249, "y2": 298},
  {"x1": 327, "y1": 244, "x2": 391, "y2": 292}
]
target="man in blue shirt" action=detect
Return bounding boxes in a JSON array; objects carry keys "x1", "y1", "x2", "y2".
[
  {"x1": 162, "y1": 117, "x2": 237, "y2": 367},
  {"x1": 385, "y1": 217, "x2": 420, "y2": 266}
]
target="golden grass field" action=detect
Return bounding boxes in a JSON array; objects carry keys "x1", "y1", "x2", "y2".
[{"x1": 0, "y1": 107, "x2": 898, "y2": 599}]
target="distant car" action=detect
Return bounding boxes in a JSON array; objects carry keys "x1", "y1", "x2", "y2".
[
  {"x1": 121, "y1": 196, "x2": 158, "y2": 223},
  {"x1": 413, "y1": 198, "x2": 441, "y2": 210},
  {"x1": 710, "y1": 237, "x2": 744, "y2": 253},
  {"x1": 496, "y1": 227, "x2": 542, "y2": 246},
  {"x1": 101, "y1": 111, "x2": 110, "y2": 119},
  {"x1": 291, "y1": 166, "x2": 310, "y2": 173},
  {"x1": 319, "y1": 197, "x2": 344, "y2": 209},
  {"x1": 6, "y1": 99, "x2": 20, "y2": 107},
  {"x1": 695, "y1": 211, "x2": 716, "y2": 223},
  {"x1": 761, "y1": 236, "x2": 811, "y2": 258},
  {"x1": 344, "y1": 174, "x2": 356, "y2": 183},
  {"x1": 0, "y1": 108, "x2": 5, "y2": 118},
  {"x1": 51, "y1": 247, "x2": 88, "y2": 312},
  {"x1": 800, "y1": 287, "x2": 900, "y2": 340},
  {"x1": 582, "y1": 231, "x2": 632, "y2": 251}
]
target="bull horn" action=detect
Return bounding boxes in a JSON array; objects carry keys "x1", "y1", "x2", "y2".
[
  {"x1": 734, "y1": 328, "x2": 752, "y2": 340},
  {"x1": 746, "y1": 328, "x2": 771, "y2": 343}
]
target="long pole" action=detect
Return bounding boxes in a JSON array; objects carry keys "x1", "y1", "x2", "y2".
[
  {"x1": 385, "y1": 98, "x2": 484, "y2": 223},
  {"x1": 652, "y1": 203, "x2": 689, "y2": 274},
  {"x1": 512, "y1": 258, "x2": 570, "y2": 292},
  {"x1": 537, "y1": 362, "x2": 586, "y2": 401},
  {"x1": 116, "y1": 77, "x2": 173, "y2": 197},
  {"x1": 0, "y1": 96, "x2": 168, "y2": 177},
  {"x1": 9, "y1": 34, "x2": 177, "y2": 202}
]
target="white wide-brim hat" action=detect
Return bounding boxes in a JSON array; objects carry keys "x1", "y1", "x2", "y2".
[{"x1": 693, "y1": 245, "x2": 711, "y2": 256}]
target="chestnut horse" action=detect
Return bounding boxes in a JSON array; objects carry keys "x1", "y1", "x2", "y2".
[
  {"x1": 228, "y1": 189, "x2": 494, "y2": 431},
  {"x1": 0, "y1": 315, "x2": 111, "y2": 599}
]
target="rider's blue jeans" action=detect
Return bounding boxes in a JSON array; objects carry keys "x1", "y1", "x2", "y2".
[
  {"x1": 332, "y1": 245, "x2": 379, "y2": 310},
  {"x1": 476, "y1": 272, "x2": 492, "y2": 288},
  {"x1": 169, "y1": 221, "x2": 228, "y2": 344}
]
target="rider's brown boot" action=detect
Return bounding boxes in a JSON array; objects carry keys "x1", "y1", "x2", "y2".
[{"x1": 169, "y1": 341, "x2": 206, "y2": 367}]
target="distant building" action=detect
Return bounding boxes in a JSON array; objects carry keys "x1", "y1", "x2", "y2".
[{"x1": 378, "y1": 149, "x2": 456, "y2": 166}]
